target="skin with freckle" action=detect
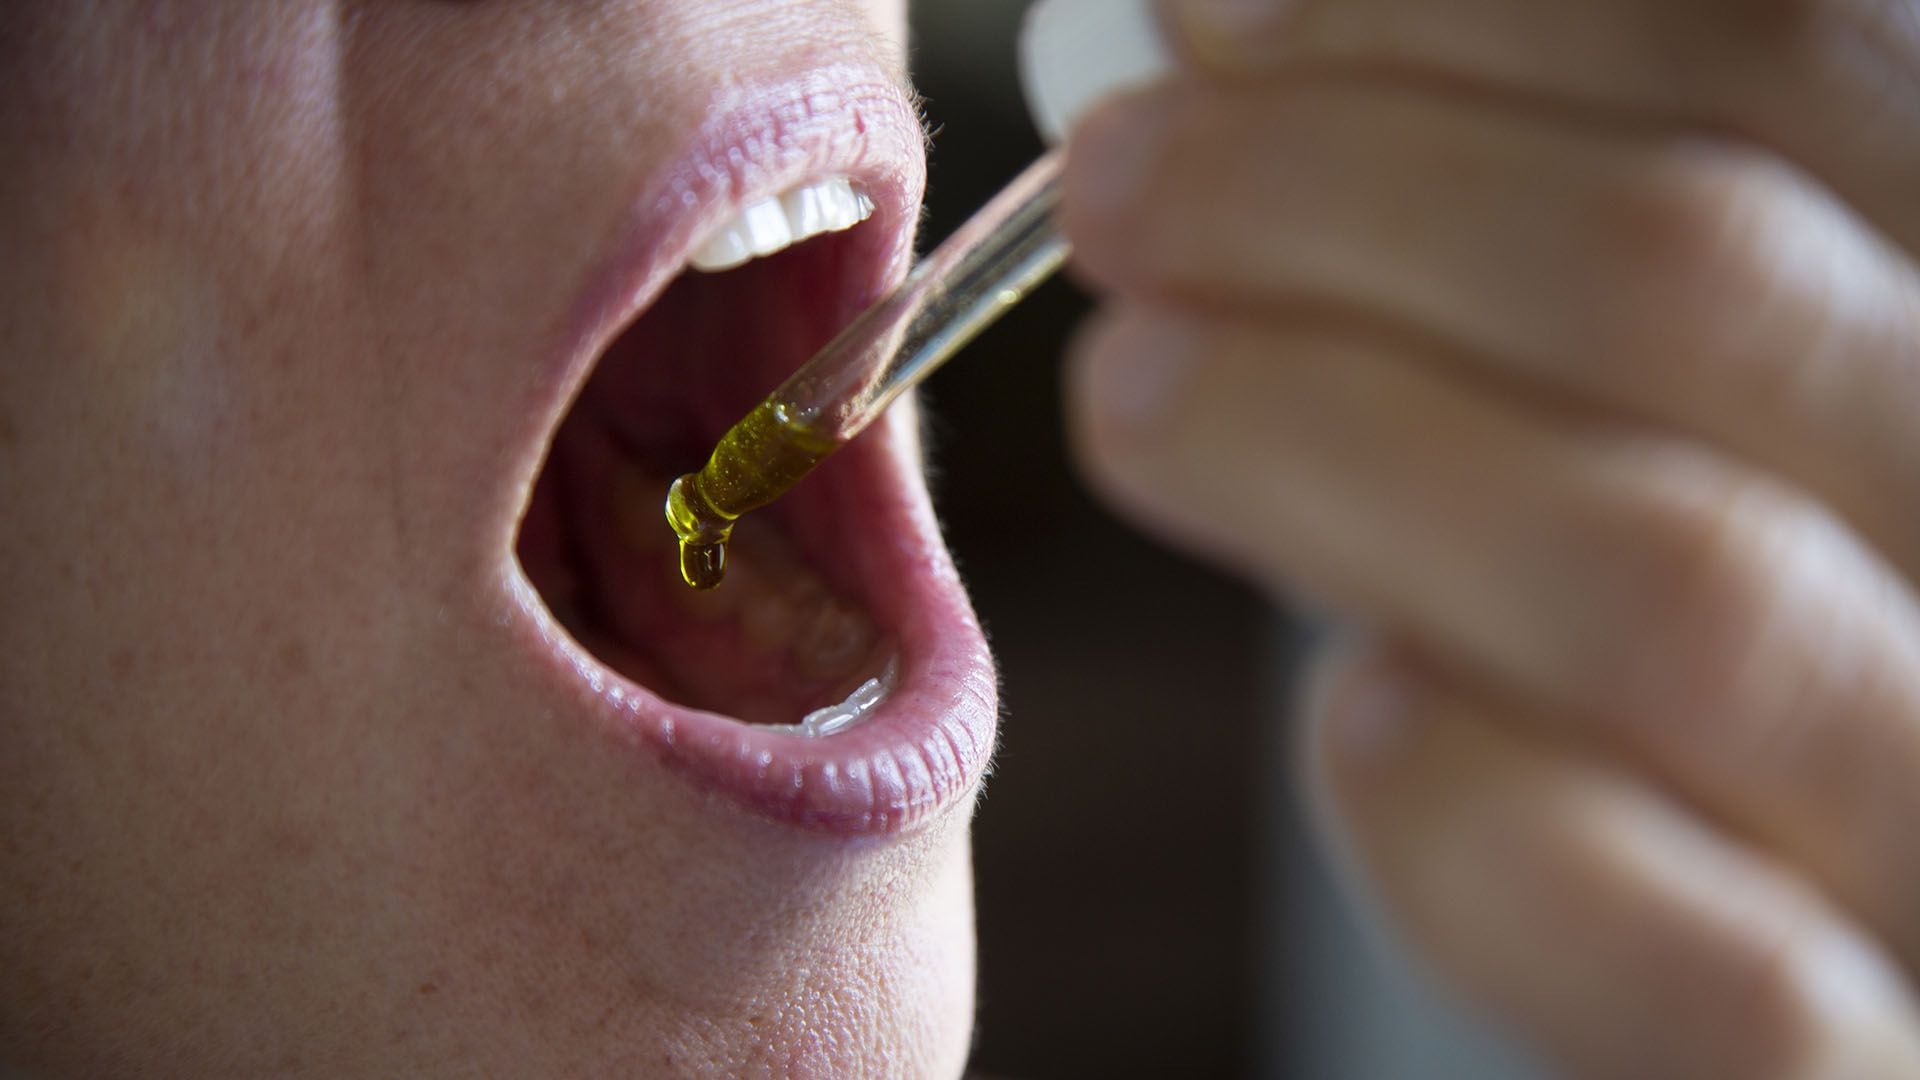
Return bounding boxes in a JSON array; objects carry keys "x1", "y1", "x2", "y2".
[{"x1": 0, "y1": 2, "x2": 980, "y2": 1076}]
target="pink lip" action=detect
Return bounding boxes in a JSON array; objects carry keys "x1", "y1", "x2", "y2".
[{"x1": 498, "y1": 62, "x2": 999, "y2": 836}]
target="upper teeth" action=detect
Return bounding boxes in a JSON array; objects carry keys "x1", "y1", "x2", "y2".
[{"x1": 689, "y1": 176, "x2": 875, "y2": 273}]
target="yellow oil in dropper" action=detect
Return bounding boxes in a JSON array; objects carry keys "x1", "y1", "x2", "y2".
[
  {"x1": 666, "y1": 151, "x2": 1068, "y2": 589},
  {"x1": 664, "y1": 401, "x2": 837, "y2": 589}
]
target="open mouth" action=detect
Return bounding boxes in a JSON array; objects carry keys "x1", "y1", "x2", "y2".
[
  {"x1": 519, "y1": 179, "x2": 896, "y2": 729},
  {"x1": 508, "y1": 147, "x2": 997, "y2": 834}
]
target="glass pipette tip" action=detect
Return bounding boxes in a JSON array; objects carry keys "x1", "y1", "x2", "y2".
[{"x1": 666, "y1": 150, "x2": 1070, "y2": 589}]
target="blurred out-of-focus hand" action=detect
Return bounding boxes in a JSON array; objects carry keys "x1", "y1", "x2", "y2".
[{"x1": 1062, "y1": 1, "x2": 1920, "y2": 1074}]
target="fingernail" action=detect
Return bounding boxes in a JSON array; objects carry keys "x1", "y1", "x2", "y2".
[
  {"x1": 1083, "y1": 316, "x2": 1198, "y2": 432},
  {"x1": 1020, "y1": 0, "x2": 1176, "y2": 144},
  {"x1": 1065, "y1": 92, "x2": 1169, "y2": 222}
]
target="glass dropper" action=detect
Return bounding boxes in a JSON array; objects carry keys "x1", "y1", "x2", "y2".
[{"x1": 665, "y1": 150, "x2": 1070, "y2": 589}]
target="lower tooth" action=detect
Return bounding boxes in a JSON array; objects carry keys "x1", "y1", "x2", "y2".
[
  {"x1": 787, "y1": 657, "x2": 899, "y2": 738},
  {"x1": 800, "y1": 703, "x2": 863, "y2": 738},
  {"x1": 847, "y1": 677, "x2": 886, "y2": 712}
]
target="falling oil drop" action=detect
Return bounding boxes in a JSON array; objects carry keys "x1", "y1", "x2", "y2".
[{"x1": 678, "y1": 540, "x2": 727, "y2": 591}]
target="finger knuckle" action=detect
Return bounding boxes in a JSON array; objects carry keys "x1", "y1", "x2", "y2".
[
  {"x1": 1588, "y1": 141, "x2": 1798, "y2": 374},
  {"x1": 1070, "y1": 89, "x2": 1285, "y2": 298},
  {"x1": 1064, "y1": 94, "x2": 1201, "y2": 286},
  {"x1": 1597, "y1": 464, "x2": 1792, "y2": 720}
]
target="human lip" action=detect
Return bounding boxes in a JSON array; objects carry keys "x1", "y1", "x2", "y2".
[
  {"x1": 564, "y1": 64, "x2": 929, "y2": 362},
  {"x1": 499, "y1": 61, "x2": 1000, "y2": 836}
]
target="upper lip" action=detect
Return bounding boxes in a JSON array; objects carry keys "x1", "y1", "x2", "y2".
[{"x1": 494, "y1": 60, "x2": 999, "y2": 836}]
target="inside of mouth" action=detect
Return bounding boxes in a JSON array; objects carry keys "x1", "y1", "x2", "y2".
[{"x1": 515, "y1": 230, "x2": 897, "y2": 729}]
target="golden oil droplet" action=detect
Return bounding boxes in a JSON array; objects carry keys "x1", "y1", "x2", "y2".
[
  {"x1": 678, "y1": 541, "x2": 726, "y2": 590},
  {"x1": 665, "y1": 474, "x2": 731, "y2": 591},
  {"x1": 664, "y1": 401, "x2": 841, "y2": 590}
]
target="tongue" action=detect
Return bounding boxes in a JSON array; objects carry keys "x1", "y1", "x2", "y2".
[{"x1": 554, "y1": 411, "x2": 888, "y2": 726}]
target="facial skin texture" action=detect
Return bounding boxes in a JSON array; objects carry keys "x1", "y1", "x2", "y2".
[{"x1": 0, "y1": 2, "x2": 982, "y2": 1076}]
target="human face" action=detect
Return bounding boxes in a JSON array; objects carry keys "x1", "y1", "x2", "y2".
[{"x1": 0, "y1": 2, "x2": 995, "y2": 1075}]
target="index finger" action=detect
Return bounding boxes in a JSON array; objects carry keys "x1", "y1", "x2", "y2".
[{"x1": 1162, "y1": 0, "x2": 1920, "y2": 256}]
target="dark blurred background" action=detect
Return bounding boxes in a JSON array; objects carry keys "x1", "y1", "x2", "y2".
[{"x1": 906, "y1": 4, "x2": 1537, "y2": 1078}]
